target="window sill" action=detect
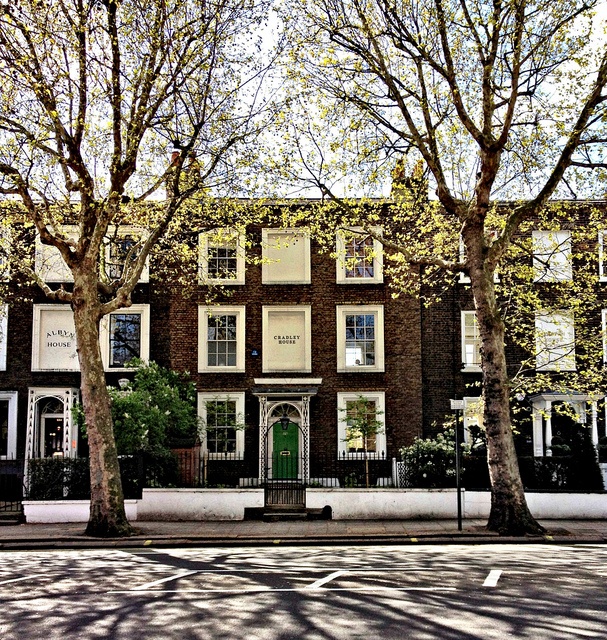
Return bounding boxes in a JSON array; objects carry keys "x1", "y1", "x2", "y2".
[
  {"x1": 200, "y1": 280, "x2": 245, "y2": 286},
  {"x1": 337, "y1": 278, "x2": 383, "y2": 285},
  {"x1": 206, "y1": 453, "x2": 244, "y2": 461}
]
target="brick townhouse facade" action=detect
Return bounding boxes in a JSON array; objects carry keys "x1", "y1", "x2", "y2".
[{"x1": 1, "y1": 202, "x2": 607, "y2": 489}]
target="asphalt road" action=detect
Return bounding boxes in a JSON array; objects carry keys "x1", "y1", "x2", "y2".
[{"x1": 1, "y1": 543, "x2": 606, "y2": 639}]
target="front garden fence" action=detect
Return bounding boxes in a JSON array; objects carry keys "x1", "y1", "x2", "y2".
[{"x1": 19, "y1": 450, "x2": 605, "y2": 500}]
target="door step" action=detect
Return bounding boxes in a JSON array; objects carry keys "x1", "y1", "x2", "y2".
[
  {"x1": 262, "y1": 510, "x2": 308, "y2": 522},
  {"x1": 0, "y1": 512, "x2": 25, "y2": 526},
  {"x1": 245, "y1": 506, "x2": 332, "y2": 521}
]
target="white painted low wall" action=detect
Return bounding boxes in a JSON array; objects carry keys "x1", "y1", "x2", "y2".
[
  {"x1": 22, "y1": 490, "x2": 607, "y2": 523},
  {"x1": 23, "y1": 499, "x2": 138, "y2": 524},
  {"x1": 307, "y1": 488, "x2": 459, "y2": 519},
  {"x1": 137, "y1": 488, "x2": 264, "y2": 521}
]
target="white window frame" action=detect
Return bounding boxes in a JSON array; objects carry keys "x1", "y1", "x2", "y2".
[
  {"x1": 603, "y1": 309, "x2": 607, "y2": 363},
  {"x1": 532, "y1": 230, "x2": 572, "y2": 282},
  {"x1": 198, "y1": 392, "x2": 245, "y2": 459},
  {"x1": 262, "y1": 228, "x2": 311, "y2": 284},
  {"x1": 103, "y1": 225, "x2": 149, "y2": 284},
  {"x1": 198, "y1": 305, "x2": 246, "y2": 372},
  {"x1": 463, "y1": 396, "x2": 484, "y2": 445},
  {"x1": 458, "y1": 236, "x2": 471, "y2": 284},
  {"x1": 0, "y1": 304, "x2": 7, "y2": 371},
  {"x1": 336, "y1": 305, "x2": 385, "y2": 372},
  {"x1": 262, "y1": 305, "x2": 312, "y2": 373},
  {"x1": 31, "y1": 304, "x2": 79, "y2": 372},
  {"x1": 199, "y1": 228, "x2": 245, "y2": 285},
  {"x1": 0, "y1": 391, "x2": 18, "y2": 459},
  {"x1": 35, "y1": 225, "x2": 78, "y2": 283},
  {"x1": 337, "y1": 391, "x2": 386, "y2": 459},
  {"x1": 535, "y1": 311, "x2": 576, "y2": 371},
  {"x1": 336, "y1": 228, "x2": 383, "y2": 284},
  {"x1": 461, "y1": 311, "x2": 481, "y2": 372},
  {"x1": 100, "y1": 304, "x2": 150, "y2": 371}
]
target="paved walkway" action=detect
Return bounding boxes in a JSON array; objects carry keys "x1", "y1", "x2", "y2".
[{"x1": 1, "y1": 518, "x2": 607, "y2": 549}]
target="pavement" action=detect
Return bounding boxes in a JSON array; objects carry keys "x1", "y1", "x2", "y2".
[{"x1": 1, "y1": 518, "x2": 607, "y2": 550}]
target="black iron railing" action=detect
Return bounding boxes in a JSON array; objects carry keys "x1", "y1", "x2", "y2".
[
  {"x1": 0, "y1": 459, "x2": 24, "y2": 513},
  {"x1": 22, "y1": 450, "x2": 603, "y2": 499}
]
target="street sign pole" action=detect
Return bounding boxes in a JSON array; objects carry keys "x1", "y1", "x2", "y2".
[{"x1": 450, "y1": 399, "x2": 464, "y2": 531}]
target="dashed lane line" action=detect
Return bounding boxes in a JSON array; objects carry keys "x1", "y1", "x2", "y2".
[
  {"x1": 483, "y1": 570, "x2": 503, "y2": 587},
  {"x1": 0, "y1": 575, "x2": 45, "y2": 586},
  {"x1": 133, "y1": 570, "x2": 199, "y2": 590},
  {"x1": 305, "y1": 571, "x2": 346, "y2": 589}
]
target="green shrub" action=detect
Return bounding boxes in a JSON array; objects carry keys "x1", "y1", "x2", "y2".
[
  {"x1": 399, "y1": 429, "x2": 462, "y2": 488},
  {"x1": 109, "y1": 360, "x2": 199, "y2": 455}
]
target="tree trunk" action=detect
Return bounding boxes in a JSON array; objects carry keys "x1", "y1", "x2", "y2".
[
  {"x1": 467, "y1": 233, "x2": 544, "y2": 536},
  {"x1": 72, "y1": 271, "x2": 133, "y2": 538}
]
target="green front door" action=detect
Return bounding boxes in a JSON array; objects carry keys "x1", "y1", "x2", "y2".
[{"x1": 272, "y1": 420, "x2": 299, "y2": 479}]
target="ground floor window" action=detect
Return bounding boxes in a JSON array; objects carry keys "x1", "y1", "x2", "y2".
[
  {"x1": 198, "y1": 392, "x2": 245, "y2": 459},
  {"x1": 337, "y1": 392, "x2": 386, "y2": 458},
  {"x1": 463, "y1": 396, "x2": 484, "y2": 445},
  {"x1": 0, "y1": 392, "x2": 17, "y2": 459}
]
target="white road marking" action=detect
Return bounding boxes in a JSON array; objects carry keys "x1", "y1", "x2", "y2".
[
  {"x1": 483, "y1": 570, "x2": 502, "y2": 587},
  {"x1": 111, "y1": 586, "x2": 458, "y2": 594},
  {"x1": 0, "y1": 575, "x2": 44, "y2": 586},
  {"x1": 306, "y1": 570, "x2": 345, "y2": 589},
  {"x1": 133, "y1": 570, "x2": 199, "y2": 590},
  {"x1": 554, "y1": 625, "x2": 602, "y2": 637}
]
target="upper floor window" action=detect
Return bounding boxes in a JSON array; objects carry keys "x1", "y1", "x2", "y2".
[
  {"x1": 461, "y1": 311, "x2": 481, "y2": 371},
  {"x1": 337, "y1": 305, "x2": 385, "y2": 372},
  {"x1": 337, "y1": 392, "x2": 386, "y2": 458},
  {"x1": 100, "y1": 304, "x2": 150, "y2": 371},
  {"x1": 103, "y1": 227, "x2": 149, "y2": 283},
  {"x1": 535, "y1": 311, "x2": 576, "y2": 371},
  {"x1": 198, "y1": 392, "x2": 245, "y2": 459},
  {"x1": 262, "y1": 229, "x2": 311, "y2": 284},
  {"x1": 35, "y1": 226, "x2": 77, "y2": 283},
  {"x1": 198, "y1": 306, "x2": 246, "y2": 372},
  {"x1": 336, "y1": 228, "x2": 383, "y2": 284},
  {"x1": 0, "y1": 304, "x2": 6, "y2": 371},
  {"x1": 199, "y1": 228, "x2": 245, "y2": 285},
  {"x1": 532, "y1": 230, "x2": 572, "y2": 282}
]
